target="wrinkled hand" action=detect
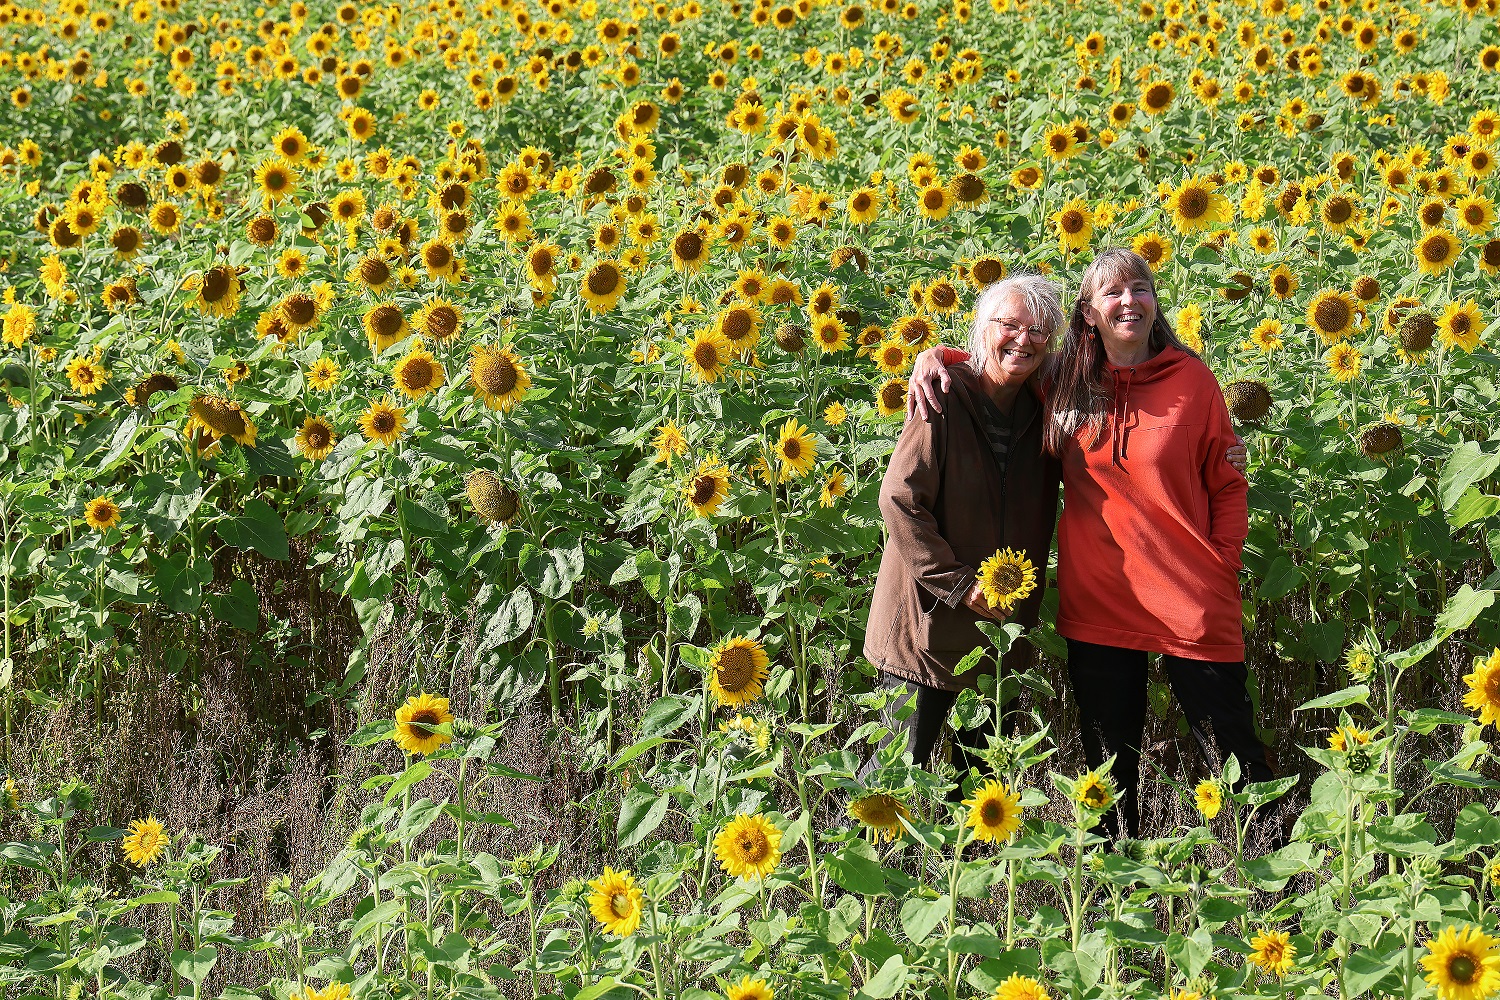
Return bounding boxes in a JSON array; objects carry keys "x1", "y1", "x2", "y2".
[
  {"x1": 1227, "y1": 434, "x2": 1248, "y2": 474},
  {"x1": 905, "y1": 346, "x2": 953, "y2": 422},
  {"x1": 963, "y1": 582, "x2": 1008, "y2": 622}
]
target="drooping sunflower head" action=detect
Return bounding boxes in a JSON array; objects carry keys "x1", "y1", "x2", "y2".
[
  {"x1": 466, "y1": 470, "x2": 520, "y2": 524},
  {"x1": 713, "y1": 812, "x2": 782, "y2": 880},
  {"x1": 963, "y1": 779, "x2": 1024, "y2": 843},
  {"x1": 393, "y1": 692, "x2": 455, "y2": 755},
  {"x1": 188, "y1": 393, "x2": 258, "y2": 447},
  {"x1": 977, "y1": 548, "x2": 1038, "y2": 613},
  {"x1": 587, "y1": 867, "x2": 644, "y2": 937},
  {"x1": 848, "y1": 793, "x2": 910, "y2": 843}
]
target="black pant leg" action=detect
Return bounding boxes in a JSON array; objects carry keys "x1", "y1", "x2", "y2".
[
  {"x1": 1161, "y1": 657, "x2": 1274, "y2": 786},
  {"x1": 1066, "y1": 639, "x2": 1149, "y2": 839}
]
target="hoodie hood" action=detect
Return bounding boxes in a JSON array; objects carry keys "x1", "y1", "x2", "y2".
[{"x1": 1104, "y1": 343, "x2": 1192, "y2": 467}]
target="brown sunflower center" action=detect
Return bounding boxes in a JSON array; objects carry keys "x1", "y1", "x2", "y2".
[
  {"x1": 989, "y1": 564, "x2": 1025, "y2": 596},
  {"x1": 735, "y1": 829, "x2": 769, "y2": 862},
  {"x1": 426, "y1": 306, "x2": 459, "y2": 340},
  {"x1": 587, "y1": 265, "x2": 620, "y2": 296},
  {"x1": 1060, "y1": 210, "x2": 1085, "y2": 234},
  {"x1": 194, "y1": 396, "x2": 247, "y2": 437},
  {"x1": 1324, "y1": 198, "x2": 1352, "y2": 224},
  {"x1": 478, "y1": 355, "x2": 519, "y2": 394},
  {"x1": 1178, "y1": 187, "x2": 1209, "y2": 220},
  {"x1": 981, "y1": 799, "x2": 1005, "y2": 826},
  {"x1": 305, "y1": 423, "x2": 331, "y2": 449},
  {"x1": 1314, "y1": 298, "x2": 1351, "y2": 332},
  {"x1": 1421, "y1": 235, "x2": 1452, "y2": 263},
  {"x1": 722, "y1": 309, "x2": 753, "y2": 340},
  {"x1": 675, "y1": 232, "x2": 704, "y2": 261},
  {"x1": 370, "y1": 410, "x2": 396, "y2": 433},
  {"x1": 716, "y1": 646, "x2": 756, "y2": 691},
  {"x1": 372, "y1": 305, "x2": 404, "y2": 338},
  {"x1": 203, "y1": 267, "x2": 233, "y2": 302},
  {"x1": 881, "y1": 382, "x2": 904, "y2": 411},
  {"x1": 693, "y1": 340, "x2": 721, "y2": 369},
  {"x1": 360, "y1": 257, "x2": 391, "y2": 286},
  {"x1": 283, "y1": 294, "x2": 317, "y2": 325},
  {"x1": 425, "y1": 244, "x2": 453, "y2": 270},
  {"x1": 400, "y1": 359, "x2": 437, "y2": 391},
  {"x1": 973, "y1": 259, "x2": 1004, "y2": 284},
  {"x1": 690, "y1": 475, "x2": 718, "y2": 506}
]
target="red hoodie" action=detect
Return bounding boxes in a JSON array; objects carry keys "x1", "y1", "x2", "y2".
[{"x1": 943, "y1": 343, "x2": 1248, "y2": 661}]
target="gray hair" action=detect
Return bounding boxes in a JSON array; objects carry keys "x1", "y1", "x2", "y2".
[{"x1": 966, "y1": 273, "x2": 1065, "y2": 378}]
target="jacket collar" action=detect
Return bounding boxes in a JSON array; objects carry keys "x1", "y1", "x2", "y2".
[{"x1": 946, "y1": 363, "x2": 1040, "y2": 438}]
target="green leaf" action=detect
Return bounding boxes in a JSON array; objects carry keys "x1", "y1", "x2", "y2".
[
  {"x1": 215, "y1": 498, "x2": 289, "y2": 561},
  {"x1": 858, "y1": 955, "x2": 908, "y2": 999},
  {"x1": 1404, "y1": 709, "x2": 1470, "y2": 735},
  {"x1": 609, "y1": 736, "x2": 667, "y2": 771},
  {"x1": 480, "y1": 588, "x2": 534, "y2": 648},
  {"x1": 1257, "y1": 556, "x2": 1301, "y2": 600},
  {"x1": 638, "y1": 694, "x2": 697, "y2": 740},
  {"x1": 1343, "y1": 946, "x2": 1403, "y2": 998},
  {"x1": 898, "y1": 895, "x2": 948, "y2": 944},
  {"x1": 1453, "y1": 803, "x2": 1500, "y2": 855},
  {"x1": 617, "y1": 783, "x2": 671, "y2": 849},
  {"x1": 952, "y1": 645, "x2": 988, "y2": 677},
  {"x1": 518, "y1": 542, "x2": 584, "y2": 599},
  {"x1": 350, "y1": 900, "x2": 403, "y2": 942},
  {"x1": 1394, "y1": 585, "x2": 1497, "y2": 668},
  {"x1": 1449, "y1": 488, "x2": 1500, "y2": 529},
  {"x1": 825, "y1": 841, "x2": 886, "y2": 896},
  {"x1": 1439, "y1": 439, "x2": 1500, "y2": 510},
  {"x1": 207, "y1": 579, "x2": 259, "y2": 632},
  {"x1": 383, "y1": 759, "x2": 432, "y2": 805},
  {"x1": 1165, "y1": 929, "x2": 1212, "y2": 982},
  {"x1": 1295, "y1": 684, "x2": 1370, "y2": 712},
  {"x1": 170, "y1": 947, "x2": 218, "y2": 985},
  {"x1": 398, "y1": 798, "x2": 444, "y2": 841}
]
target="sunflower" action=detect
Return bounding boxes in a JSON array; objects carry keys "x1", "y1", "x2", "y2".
[
  {"x1": 84, "y1": 496, "x2": 120, "y2": 532},
  {"x1": 1140, "y1": 78, "x2": 1175, "y2": 115},
  {"x1": 1305, "y1": 288, "x2": 1357, "y2": 342},
  {"x1": 363, "y1": 303, "x2": 408, "y2": 352},
  {"x1": 977, "y1": 548, "x2": 1037, "y2": 613},
  {"x1": 992, "y1": 974, "x2": 1051, "y2": 1000},
  {"x1": 671, "y1": 228, "x2": 711, "y2": 272},
  {"x1": 1131, "y1": 232, "x2": 1174, "y2": 270},
  {"x1": 652, "y1": 421, "x2": 689, "y2": 464},
  {"x1": 848, "y1": 793, "x2": 910, "y2": 842},
  {"x1": 811, "y1": 315, "x2": 849, "y2": 354},
  {"x1": 714, "y1": 813, "x2": 782, "y2": 880},
  {"x1": 1439, "y1": 300, "x2": 1484, "y2": 352},
  {"x1": 254, "y1": 157, "x2": 298, "y2": 205},
  {"x1": 1327, "y1": 725, "x2": 1373, "y2": 752},
  {"x1": 685, "y1": 458, "x2": 731, "y2": 517},
  {"x1": 963, "y1": 779, "x2": 1023, "y2": 842},
  {"x1": 392, "y1": 347, "x2": 446, "y2": 400},
  {"x1": 277, "y1": 292, "x2": 322, "y2": 336},
  {"x1": 1462, "y1": 650, "x2": 1500, "y2": 726},
  {"x1": 525, "y1": 242, "x2": 561, "y2": 291},
  {"x1": 1415, "y1": 228, "x2": 1461, "y2": 274},
  {"x1": 588, "y1": 868, "x2": 644, "y2": 937},
  {"x1": 65, "y1": 355, "x2": 109, "y2": 397},
  {"x1": 723, "y1": 976, "x2": 774, "y2": 1000},
  {"x1": 271, "y1": 125, "x2": 309, "y2": 162},
  {"x1": 874, "y1": 378, "x2": 908, "y2": 417},
  {"x1": 1193, "y1": 780, "x2": 1222, "y2": 819},
  {"x1": 709, "y1": 636, "x2": 770, "y2": 705},
  {"x1": 147, "y1": 201, "x2": 181, "y2": 235},
  {"x1": 917, "y1": 184, "x2": 953, "y2": 221},
  {"x1": 393, "y1": 692, "x2": 454, "y2": 755},
  {"x1": 1053, "y1": 198, "x2": 1094, "y2": 252},
  {"x1": 580, "y1": 261, "x2": 626, "y2": 313},
  {"x1": 187, "y1": 393, "x2": 257, "y2": 447},
  {"x1": 717, "y1": 304, "x2": 763, "y2": 356},
  {"x1": 847, "y1": 186, "x2": 881, "y2": 224},
  {"x1": 1167, "y1": 176, "x2": 1232, "y2": 233},
  {"x1": 873, "y1": 339, "x2": 912, "y2": 376},
  {"x1": 1073, "y1": 770, "x2": 1115, "y2": 811},
  {"x1": 1034, "y1": 125, "x2": 1084, "y2": 169},
  {"x1": 122, "y1": 817, "x2": 169, "y2": 866},
  {"x1": 1268, "y1": 264, "x2": 1298, "y2": 300},
  {"x1": 349, "y1": 252, "x2": 395, "y2": 294},
  {"x1": 307, "y1": 358, "x2": 341, "y2": 392},
  {"x1": 775, "y1": 418, "x2": 817, "y2": 477},
  {"x1": 358, "y1": 397, "x2": 407, "y2": 447},
  {"x1": 1422, "y1": 925, "x2": 1500, "y2": 1000},
  {"x1": 1248, "y1": 928, "x2": 1296, "y2": 977},
  {"x1": 1324, "y1": 343, "x2": 1363, "y2": 382},
  {"x1": 187, "y1": 265, "x2": 242, "y2": 318},
  {"x1": 684, "y1": 328, "x2": 733, "y2": 383}
]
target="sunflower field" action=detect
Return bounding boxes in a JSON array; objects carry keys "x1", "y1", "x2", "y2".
[{"x1": 6, "y1": 0, "x2": 1500, "y2": 993}]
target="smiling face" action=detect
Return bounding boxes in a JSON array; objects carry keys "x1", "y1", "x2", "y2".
[
  {"x1": 983, "y1": 293, "x2": 1048, "y2": 386},
  {"x1": 1082, "y1": 267, "x2": 1158, "y2": 358}
]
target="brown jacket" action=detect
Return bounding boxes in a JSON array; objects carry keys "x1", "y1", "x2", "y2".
[{"x1": 864, "y1": 365, "x2": 1062, "y2": 692}]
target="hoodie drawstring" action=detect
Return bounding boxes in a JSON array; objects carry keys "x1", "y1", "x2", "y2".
[{"x1": 1111, "y1": 366, "x2": 1135, "y2": 468}]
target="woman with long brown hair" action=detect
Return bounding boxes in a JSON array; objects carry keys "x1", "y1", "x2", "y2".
[{"x1": 907, "y1": 247, "x2": 1272, "y2": 841}]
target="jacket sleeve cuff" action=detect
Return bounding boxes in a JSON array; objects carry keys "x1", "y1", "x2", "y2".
[{"x1": 943, "y1": 567, "x2": 977, "y2": 608}]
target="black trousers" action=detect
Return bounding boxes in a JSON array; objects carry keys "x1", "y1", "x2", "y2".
[
  {"x1": 859, "y1": 672, "x2": 1009, "y2": 796},
  {"x1": 1066, "y1": 639, "x2": 1275, "y2": 840}
]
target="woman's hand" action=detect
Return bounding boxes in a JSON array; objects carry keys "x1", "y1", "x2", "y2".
[
  {"x1": 906, "y1": 346, "x2": 953, "y2": 422},
  {"x1": 1227, "y1": 434, "x2": 1248, "y2": 474},
  {"x1": 963, "y1": 582, "x2": 1009, "y2": 622}
]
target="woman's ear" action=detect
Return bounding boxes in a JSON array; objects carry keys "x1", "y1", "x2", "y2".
[{"x1": 1079, "y1": 299, "x2": 1100, "y2": 330}]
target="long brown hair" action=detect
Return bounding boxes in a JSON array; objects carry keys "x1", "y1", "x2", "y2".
[{"x1": 1043, "y1": 247, "x2": 1199, "y2": 456}]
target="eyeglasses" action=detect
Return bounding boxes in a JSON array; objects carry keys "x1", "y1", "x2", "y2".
[{"x1": 990, "y1": 319, "x2": 1051, "y2": 341}]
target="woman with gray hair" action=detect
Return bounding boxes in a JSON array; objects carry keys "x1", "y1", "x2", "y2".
[{"x1": 862, "y1": 273, "x2": 1064, "y2": 785}]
